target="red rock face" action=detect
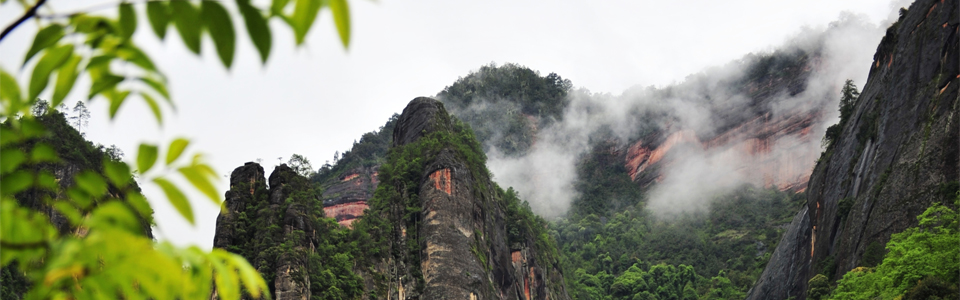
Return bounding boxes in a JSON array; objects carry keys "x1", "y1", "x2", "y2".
[
  {"x1": 625, "y1": 111, "x2": 820, "y2": 192},
  {"x1": 321, "y1": 166, "x2": 378, "y2": 228},
  {"x1": 429, "y1": 168, "x2": 453, "y2": 195},
  {"x1": 323, "y1": 201, "x2": 369, "y2": 227}
]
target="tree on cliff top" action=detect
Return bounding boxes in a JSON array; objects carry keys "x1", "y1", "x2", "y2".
[{"x1": 1, "y1": 0, "x2": 353, "y2": 298}]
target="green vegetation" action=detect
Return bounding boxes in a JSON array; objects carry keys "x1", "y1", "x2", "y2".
[
  {"x1": 313, "y1": 114, "x2": 398, "y2": 185},
  {"x1": 437, "y1": 63, "x2": 572, "y2": 156},
  {"x1": 1, "y1": 0, "x2": 356, "y2": 298},
  {"x1": 827, "y1": 199, "x2": 959, "y2": 300},
  {"x1": 223, "y1": 166, "x2": 365, "y2": 299},
  {"x1": 823, "y1": 80, "x2": 860, "y2": 148}
]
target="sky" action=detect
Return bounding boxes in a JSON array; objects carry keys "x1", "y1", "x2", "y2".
[{"x1": 0, "y1": 0, "x2": 902, "y2": 248}]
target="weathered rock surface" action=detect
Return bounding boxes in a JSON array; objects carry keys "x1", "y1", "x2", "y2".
[
  {"x1": 378, "y1": 97, "x2": 569, "y2": 300},
  {"x1": 214, "y1": 164, "x2": 317, "y2": 300},
  {"x1": 321, "y1": 166, "x2": 377, "y2": 227},
  {"x1": 747, "y1": 0, "x2": 959, "y2": 298}
]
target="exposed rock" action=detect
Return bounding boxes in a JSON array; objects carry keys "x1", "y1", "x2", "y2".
[
  {"x1": 321, "y1": 165, "x2": 377, "y2": 227},
  {"x1": 744, "y1": 206, "x2": 811, "y2": 300},
  {"x1": 213, "y1": 163, "x2": 317, "y2": 300},
  {"x1": 748, "y1": 1, "x2": 959, "y2": 298},
  {"x1": 378, "y1": 97, "x2": 569, "y2": 300}
]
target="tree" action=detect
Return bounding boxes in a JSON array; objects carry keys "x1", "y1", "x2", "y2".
[
  {"x1": 1, "y1": 0, "x2": 354, "y2": 299},
  {"x1": 287, "y1": 153, "x2": 315, "y2": 177},
  {"x1": 69, "y1": 101, "x2": 90, "y2": 135},
  {"x1": 807, "y1": 274, "x2": 831, "y2": 300}
]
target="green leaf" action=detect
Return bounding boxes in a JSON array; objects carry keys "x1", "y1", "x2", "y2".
[
  {"x1": 53, "y1": 202, "x2": 83, "y2": 227},
  {"x1": 28, "y1": 44, "x2": 74, "y2": 101},
  {"x1": 141, "y1": 93, "x2": 163, "y2": 125},
  {"x1": 227, "y1": 253, "x2": 268, "y2": 298},
  {"x1": 51, "y1": 55, "x2": 81, "y2": 107},
  {"x1": 238, "y1": 0, "x2": 272, "y2": 64},
  {"x1": 125, "y1": 192, "x2": 153, "y2": 220},
  {"x1": 146, "y1": 1, "x2": 170, "y2": 39},
  {"x1": 171, "y1": 1, "x2": 202, "y2": 54},
  {"x1": 140, "y1": 77, "x2": 170, "y2": 100},
  {"x1": 270, "y1": 0, "x2": 292, "y2": 15},
  {"x1": 165, "y1": 138, "x2": 189, "y2": 165},
  {"x1": 1, "y1": 170, "x2": 31, "y2": 195},
  {"x1": 117, "y1": 44, "x2": 158, "y2": 73},
  {"x1": 107, "y1": 89, "x2": 131, "y2": 118},
  {"x1": 0, "y1": 68, "x2": 21, "y2": 105},
  {"x1": 0, "y1": 148, "x2": 26, "y2": 174},
  {"x1": 75, "y1": 170, "x2": 108, "y2": 197},
  {"x1": 178, "y1": 166, "x2": 219, "y2": 204},
  {"x1": 36, "y1": 172, "x2": 57, "y2": 191},
  {"x1": 86, "y1": 54, "x2": 115, "y2": 71},
  {"x1": 88, "y1": 74, "x2": 123, "y2": 99},
  {"x1": 329, "y1": 0, "x2": 350, "y2": 48},
  {"x1": 290, "y1": 0, "x2": 322, "y2": 45},
  {"x1": 201, "y1": 1, "x2": 236, "y2": 68},
  {"x1": 153, "y1": 178, "x2": 194, "y2": 224},
  {"x1": 118, "y1": 3, "x2": 137, "y2": 40},
  {"x1": 209, "y1": 251, "x2": 239, "y2": 300},
  {"x1": 29, "y1": 143, "x2": 59, "y2": 163},
  {"x1": 103, "y1": 160, "x2": 131, "y2": 188},
  {"x1": 136, "y1": 144, "x2": 159, "y2": 173},
  {"x1": 24, "y1": 24, "x2": 65, "y2": 66},
  {"x1": 88, "y1": 201, "x2": 142, "y2": 234}
]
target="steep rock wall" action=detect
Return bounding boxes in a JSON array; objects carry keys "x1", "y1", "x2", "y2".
[
  {"x1": 376, "y1": 97, "x2": 569, "y2": 300},
  {"x1": 747, "y1": 0, "x2": 959, "y2": 298}
]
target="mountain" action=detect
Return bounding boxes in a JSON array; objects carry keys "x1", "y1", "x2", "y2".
[
  {"x1": 747, "y1": 0, "x2": 959, "y2": 299},
  {"x1": 214, "y1": 98, "x2": 568, "y2": 299}
]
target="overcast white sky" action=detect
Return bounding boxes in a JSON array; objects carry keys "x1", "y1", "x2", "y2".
[{"x1": 0, "y1": 0, "x2": 901, "y2": 248}]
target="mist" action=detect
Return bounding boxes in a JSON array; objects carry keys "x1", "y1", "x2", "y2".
[{"x1": 482, "y1": 11, "x2": 895, "y2": 218}]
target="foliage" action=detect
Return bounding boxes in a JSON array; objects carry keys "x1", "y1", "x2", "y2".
[
  {"x1": 313, "y1": 114, "x2": 398, "y2": 185},
  {"x1": 807, "y1": 274, "x2": 831, "y2": 300},
  {"x1": 436, "y1": 63, "x2": 572, "y2": 156},
  {"x1": 822, "y1": 80, "x2": 860, "y2": 148},
  {"x1": 829, "y1": 199, "x2": 959, "y2": 300},
  {"x1": 287, "y1": 154, "x2": 315, "y2": 177},
  {"x1": 554, "y1": 138, "x2": 805, "y2": 300},
  {"x1": 1, "y1": 0, "x2": 356, "y2": 299}
]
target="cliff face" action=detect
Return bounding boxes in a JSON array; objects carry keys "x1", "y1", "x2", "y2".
[
  {"x1": 747, "y1": 0, "x2": 959, "y2": 298},
  {"x1": 214, "y1": 163, "x2": 321, "y2": 300},
  {"x1": 367, "y1": 97, "x2": 568, "y2": 299},
  {"x1": 321, "y1": 166, "x2": 376, "y2": 227},
  {"x1": 623, "y1": 63, "x2": 822, "y2": 193}
]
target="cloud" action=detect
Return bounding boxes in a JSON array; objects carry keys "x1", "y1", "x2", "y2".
[{"x1": 482, "y1": 12, "x2": 891, "y2": 218}]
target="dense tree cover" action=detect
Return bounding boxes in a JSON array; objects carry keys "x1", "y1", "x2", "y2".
[
  {"x1": 552, "y1": 141, "x2": 805, "y2": 300},
  {"x1": 824, "y1": 199, "x2": 959, "y2": 300},
  {"x1": 436, "y1": 63, "x2": 572, "y2": 156},
  {"x1": 312, "y1": 114, "x2": 398, "y2": 185},
  {"x1": 221, "y1": 165, "x2": 365, "y2": 299}
]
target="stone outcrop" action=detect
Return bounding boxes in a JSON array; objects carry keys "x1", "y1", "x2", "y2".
[
  {"x1": 214, "y1": 163, "x2": 318, "y2": 300},
  {"x1": 377, "y1": 97, "x2": 569, "y2": 300},
  {"x1": 747, "y1": 0, "x2": 959, "y2": 298},
  {"x1": 321, "y1": 166, "x2": 377, "y2": 227}
]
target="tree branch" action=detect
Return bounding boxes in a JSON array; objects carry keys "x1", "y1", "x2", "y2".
[{"x1": 0, "y1": 0, "x2": 47, "y2": 42}]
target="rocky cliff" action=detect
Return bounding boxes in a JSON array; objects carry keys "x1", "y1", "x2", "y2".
[
  {"x1": 360, "y1": 97, "x2": 569, "y2": 299},
  {"x1": 214, "y1": 163, "x2": 323, "y2": 300},
  {"x1": 747, "y1": 0, "x2": 959, "y2": 298},
  {"x1": 214, "y1": 98, "x2": 569, "y2": 299}
]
